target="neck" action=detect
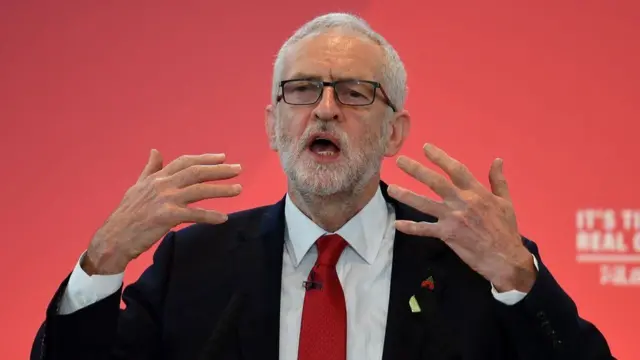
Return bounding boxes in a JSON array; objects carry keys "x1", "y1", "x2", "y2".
[{"x1": 288, "y1": 177, "x2": 380, "y2": 233}]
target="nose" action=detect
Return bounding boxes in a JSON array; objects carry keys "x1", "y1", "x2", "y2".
[{"x1": 312, "y1": 86, "x2": 340, "y2": 121}]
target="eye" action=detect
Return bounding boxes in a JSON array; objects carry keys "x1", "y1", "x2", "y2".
[
  {"x1": 292, "y1": 85, "x2": 313, "y2": 92},
  {"x1": 284, "y1": 81, "x2": 319, "y2": 93},
  {"x1": 347, "y1": 90, "x2": 366, "y2": 98}
]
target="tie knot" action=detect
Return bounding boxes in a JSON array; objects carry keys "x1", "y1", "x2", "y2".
[{"x1": 315, "y1": 234, "x2": 348, "y2": 267}]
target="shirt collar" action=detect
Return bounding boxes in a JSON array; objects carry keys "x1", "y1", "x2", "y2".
[{"x1": 284, "y1": 186, "x2": 389, "y2": 267}]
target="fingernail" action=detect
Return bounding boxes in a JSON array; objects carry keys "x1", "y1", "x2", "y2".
[{"x1": 231, "y1": 164, "x2": 241, "y2": 170}]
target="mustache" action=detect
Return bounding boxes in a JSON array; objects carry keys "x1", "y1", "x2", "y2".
[{"x1": 298, "y1": 123, "x2": 349, "y2": 150}]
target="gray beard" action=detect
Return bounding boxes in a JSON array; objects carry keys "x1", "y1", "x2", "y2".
[{"x1": 274, "y1": 121, "x2": 389, "y2": 198}]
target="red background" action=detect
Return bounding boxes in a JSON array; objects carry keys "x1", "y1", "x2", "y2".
[{"x1": 1, "y1": 1, "x2": 638, "y2": 358}]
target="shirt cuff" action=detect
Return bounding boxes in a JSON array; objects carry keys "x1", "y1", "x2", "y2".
[
  {"x1": 491, "y1": 253, "x2": 539, "y2": 306},
  {"x1": 58, "y1": 251, "x2": 124, "y2": 315}
]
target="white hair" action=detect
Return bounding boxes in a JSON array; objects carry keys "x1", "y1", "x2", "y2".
[{"x1": 271, "y1": 13, "x2": 408, "y2": 110}]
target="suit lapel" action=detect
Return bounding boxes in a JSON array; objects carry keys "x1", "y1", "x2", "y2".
[
  {"x1": 236, "y1": 197, "x2": 287, "y2": 360},
  {"x1": 380, "y1": 183, "x2": 459, "y2": 360}
]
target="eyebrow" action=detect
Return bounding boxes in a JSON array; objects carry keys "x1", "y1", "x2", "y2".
[{"x1": 285, "y1": 72, "x2": 323, "y2": 81}]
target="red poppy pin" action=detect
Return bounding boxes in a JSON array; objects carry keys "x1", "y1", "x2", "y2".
[{"x1": 421, "y1": 276, "x2": 435, "y2": 290}]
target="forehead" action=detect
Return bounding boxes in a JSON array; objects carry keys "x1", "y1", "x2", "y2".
[{"x1": 283, "y1": 31, "x2": 384, "y2": 82}]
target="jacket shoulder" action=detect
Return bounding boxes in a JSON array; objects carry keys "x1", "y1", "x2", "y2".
[
  {"x1": 167, "y1": 204, "x2": 275, "y2": 256},
  {"x1": 177, "y1": 204, "x2": 273, "y2": 236}
]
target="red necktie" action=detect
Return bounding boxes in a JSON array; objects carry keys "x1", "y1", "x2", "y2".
[{"x1": 298, "y1": 234, "x2": 348, "y2": 360}]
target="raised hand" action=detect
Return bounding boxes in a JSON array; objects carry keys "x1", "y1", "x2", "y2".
[
  {"x1": 83, "y1": 150, "x2": 243, "y2": 275},
  {"x1": 388, "y1": 143, "x2": 536, "y2": 292}
]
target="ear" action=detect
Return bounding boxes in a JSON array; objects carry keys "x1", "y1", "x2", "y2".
[
  {"x1": 265, "y1": 104, "x2": 277, "y2": 151},
  {"x1": 384, "y1": 109, "x2": 411, "y2": 157}
]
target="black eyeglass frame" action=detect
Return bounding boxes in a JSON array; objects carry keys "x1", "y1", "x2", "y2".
[{"x1": 276, "y1": 79, "x2": 397, "y2": 112}]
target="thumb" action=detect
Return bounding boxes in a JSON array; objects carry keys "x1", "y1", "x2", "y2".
[
  {"x1": 138, "y1": 149, "x2": 163, "y2": 182},
  {"x1": 489, "y1": 158, "x2": 512, "y2": 202}
]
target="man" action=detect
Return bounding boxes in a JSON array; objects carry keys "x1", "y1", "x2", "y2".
[{"x1": 31, "y1": 12, "x2": 613, "y2": 360}]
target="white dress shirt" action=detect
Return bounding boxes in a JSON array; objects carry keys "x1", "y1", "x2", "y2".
[{"x1": 59, "y1": 186, "x2": 536, "y2": 360}]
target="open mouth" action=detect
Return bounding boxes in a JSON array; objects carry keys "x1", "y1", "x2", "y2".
[{"x1": 307, "y1": 134, "x2": 341, "y2": 158}]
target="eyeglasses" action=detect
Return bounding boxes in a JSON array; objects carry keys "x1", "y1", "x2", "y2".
[{"x1": 276, "y1": 79, "x2": 397, "y2": 112}]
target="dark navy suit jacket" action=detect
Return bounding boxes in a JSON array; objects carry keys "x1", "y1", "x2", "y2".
[{"x1": 31, "y1": 182, "x2": 614, "y2": 360}]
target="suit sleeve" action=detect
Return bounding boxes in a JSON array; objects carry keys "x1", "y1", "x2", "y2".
[
  {"x1": 31, "y1": 232, "x2": 178, "y2": 360},
  {"x1": 494, "y1": 237, "x2": 615, "y2": 360}
]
